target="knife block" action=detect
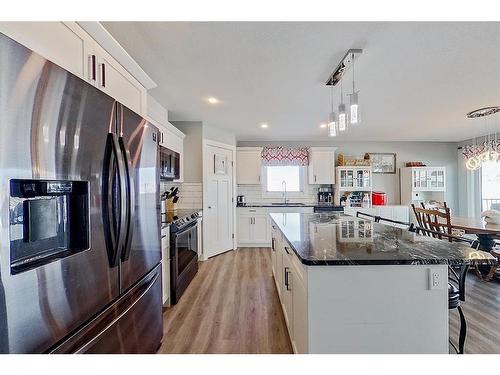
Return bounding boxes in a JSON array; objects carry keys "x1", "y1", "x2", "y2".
[{"x1": 165, "y1": 198, "x2": 178, "y2": 212}]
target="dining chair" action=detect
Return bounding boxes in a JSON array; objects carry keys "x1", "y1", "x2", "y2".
[
  {"x1": 411, "y1": 204, "x2": 453, "y2": 241},
  {"x1": 420, "y1": 202, "x2": 465, "y2": 237},
  {"x1": 408, "y1": 224, "x2": 477, "y2": 354},
  {"x1": 421, "y1": 201, "x2": 448, "y2": 210}
]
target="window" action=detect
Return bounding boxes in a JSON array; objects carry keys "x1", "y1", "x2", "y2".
[
  {"x1": 481, "y1": 161, "x2": 500, "y2": 211},
  {"x1": 263, "y1": 165, "x2": 306, "y2": 197}
]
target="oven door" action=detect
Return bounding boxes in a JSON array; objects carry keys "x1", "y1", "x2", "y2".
[
  {"x1": 170, "y1": 221, "x2": 198, "y2": 304},
  {"x1": 172, "y1": 221, "x2": 198, "y2": 277}
]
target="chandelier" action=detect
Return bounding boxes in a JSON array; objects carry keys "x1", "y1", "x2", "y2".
[{"x1": 462, "y1": 106, "x2": 500, "y2": 171}]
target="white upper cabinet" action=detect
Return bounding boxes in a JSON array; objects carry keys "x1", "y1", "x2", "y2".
[
  {"x1": 92, "y1": 43, "x2": 147, "y2": 115},
  {"x1": 0, "y1": 22, "x2": 93, "y2": 78},
  {"x1": 407, "y1": 167, "x2": 446, "y2": 191},
  {"x1": 236, "y1": 147, "x2": 262, "y2": 185},
  {"x1": 336, "y1": 166, "x2": 373, "y2": 191},
  {"x1": 308, "y1": 147, "x2": 336, "y2": 184},
  {"x1": 0, "y1": 22, "x2": 153, "y2": 116}
]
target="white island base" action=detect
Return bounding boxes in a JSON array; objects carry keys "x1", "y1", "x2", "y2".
[{"x1": 271, "y1": 226, "x2": 449, "y2": 354}]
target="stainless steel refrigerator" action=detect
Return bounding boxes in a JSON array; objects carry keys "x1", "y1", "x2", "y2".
[{"x1": 0, "y1": 33, "x2": 163, "y2": 353}]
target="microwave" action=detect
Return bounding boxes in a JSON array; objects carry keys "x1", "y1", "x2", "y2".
[{"x1": 159, "y1": 145, "x2": 180, "y2": 180}]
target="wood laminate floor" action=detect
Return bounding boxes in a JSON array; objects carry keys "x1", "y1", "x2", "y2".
[
  {"x1": 158, "y1": 247, "x2": 293, "y2": 354},
  {"x1": 158, "y1": 247, "x2": 500, "y2": 354},
  {"x1": 449, "y1": 272, "x2": 500, "y2": 354}
]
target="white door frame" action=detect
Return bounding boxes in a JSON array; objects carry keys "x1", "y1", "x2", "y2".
[{"x1": 202, "y1": 139, "x2": 237, "y2": 259}]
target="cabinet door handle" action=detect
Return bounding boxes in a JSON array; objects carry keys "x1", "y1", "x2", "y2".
[
  {"x1": 284, "y1": 246, "x2": 290, "y2": 255},
  {"x1": 89, "y1": 54, "x2": 96, "y2": 81},
  {"x1": 100, "y1": 63, "x2": 106, "y2": 88},
  {"x1": 314, "y1": 175, "x2": 317, "y2": 182},
  {"x1": 284, "y1": 267, "x2": 291, "y2": 290},
  {"x1": 271, "y1": 238, "x2": 275, "y2": 251}
]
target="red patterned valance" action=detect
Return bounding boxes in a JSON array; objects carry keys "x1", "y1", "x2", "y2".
[{"x1": 261, "y1": 146, "x2": 310, "y2": 166}]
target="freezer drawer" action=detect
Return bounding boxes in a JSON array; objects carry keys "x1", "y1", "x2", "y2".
[{"x1": 50, "y1": 265, "x2": 163, "y2": 354}]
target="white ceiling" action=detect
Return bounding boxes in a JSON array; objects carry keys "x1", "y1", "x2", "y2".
[{"x1": 102, "y1": 22, "x2": 500, "y2": 142}]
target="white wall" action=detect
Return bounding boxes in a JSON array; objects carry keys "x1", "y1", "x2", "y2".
[
  {"x1": 238, "y1": 141, "x2": 459, "y2": 210},
  {"x1": 204, "y1": 124, "x2": 236, "y2": 146}
]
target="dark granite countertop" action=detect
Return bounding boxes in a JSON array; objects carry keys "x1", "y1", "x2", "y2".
[{"x1": 269, "y1": 212, "x2": 497, "y2": 266}]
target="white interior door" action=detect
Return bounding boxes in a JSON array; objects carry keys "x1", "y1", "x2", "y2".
[{"x1": 204, "y1": 143, "x2": 234, "y2": 258}]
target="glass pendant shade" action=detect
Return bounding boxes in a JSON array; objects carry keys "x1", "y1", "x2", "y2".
[
  {"x1": 349, "y1": 92, "x2": 359, "y2": 125},
  {"x1": 338, "y1": 103, "x2": 347, "y2": 131},
  {"x1": 328, "y1": 111, "x2": 337, "y2": 137}
]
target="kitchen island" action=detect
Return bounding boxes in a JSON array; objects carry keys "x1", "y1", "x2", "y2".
[{"x1": 269, "y1": 212, "x2": 496, "y2": 354}]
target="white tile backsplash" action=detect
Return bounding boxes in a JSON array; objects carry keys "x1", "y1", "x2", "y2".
[
  {"x1": 237, "y1": 184, "x2": 320, "y2": 205},
  {"x1": 161, "y1": 182, "x2": 202, "y2": 209}
]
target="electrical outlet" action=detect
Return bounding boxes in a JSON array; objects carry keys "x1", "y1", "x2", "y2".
[{"x1": 428, "y1": 269, "x2": 443, "y2": 290}]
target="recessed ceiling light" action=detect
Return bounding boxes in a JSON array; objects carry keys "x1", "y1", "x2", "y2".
[
  {"x1": 260, "y1": 123, "x2": 269, "y2": 129},
  {"x1": 207, "y1": 97, "x2": 219, "y2": 104},
  {"x1": 319, "y1": 123, "x2": 327, "y2": 128}
]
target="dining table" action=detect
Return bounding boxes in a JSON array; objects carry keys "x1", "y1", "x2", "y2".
[
  {"x1": 448, "y1": 216, "x2": 500, "y2": 250},
  {"x1": 448, "y1": 216, "x2": 500, "y2": 281}
]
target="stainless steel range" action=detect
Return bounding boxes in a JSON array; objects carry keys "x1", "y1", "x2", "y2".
[{"x1": 162, "y1": 210, "x2": 202, "y2": 304}]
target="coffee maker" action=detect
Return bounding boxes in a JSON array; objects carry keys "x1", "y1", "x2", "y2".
[
  {"x1": 317, "y1": 186, "x2": 333, "y2": 205},
  {"x1": 237, "y1": 195, "x2": 246, "y2": 206}
]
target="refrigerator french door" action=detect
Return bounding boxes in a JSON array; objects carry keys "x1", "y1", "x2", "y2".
[
  {"x1": 0, "y1": 32, "x2": 162, "y2": 353},
  {"x1": 117, "y1": 104, "x2": 161, "y2": 293}
]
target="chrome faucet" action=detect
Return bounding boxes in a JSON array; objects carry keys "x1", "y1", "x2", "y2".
[{"x1": 282, "y1": 180, "x2": 287, "y2": 204}]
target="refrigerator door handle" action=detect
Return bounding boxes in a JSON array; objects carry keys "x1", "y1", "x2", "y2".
[
  {"x1": 119, "y1": 136, "x2": 135, "y2": 262},
  {"x1": 102, "y1": 132, "x2": 128, "y2": 267}
]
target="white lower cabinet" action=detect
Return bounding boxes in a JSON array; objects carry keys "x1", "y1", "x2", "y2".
[
  {"x1": 237, "y1": 207, "x2": 314, "y2": 247},
  {"x1": 237, "y1": 215, "x2": 253, "y2": 244},
  {"x1": 271, "y1": 220, "x2": 448, "y2": 354},
  {"x1": 252, "y1": 215, "x2": 270, "y2": 243},
  {"x1": 272, "y1": 225, "x2": 308, "y2": 353},
  {"x1": 237, "y1": 208, "x2": 271, "y2": 247},
  {"x1": 291, "y1": 262, "x2": 308, "y2": 354},
  {"x1": 282, "y1": 248, "x2": 293, "y2": 332}
]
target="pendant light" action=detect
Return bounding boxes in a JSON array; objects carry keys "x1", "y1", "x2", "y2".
[
  {"x1": 328, "y1": 83, "x2": 337, "y2": 137},
  {"x1": 349, "y1": 53, "x2": 360, "y2": 125},
  {"x1": 338, "y1": 78, "x2": 347, "y2": 131}
]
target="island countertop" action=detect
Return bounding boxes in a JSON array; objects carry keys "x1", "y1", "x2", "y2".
[{"x1": 269, "y1": 212, "x2": 497, "y2": 266}]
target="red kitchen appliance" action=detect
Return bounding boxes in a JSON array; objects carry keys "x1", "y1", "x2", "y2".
[{"x1": 372, "y1": 191, "x2": 387, "y2": 206}]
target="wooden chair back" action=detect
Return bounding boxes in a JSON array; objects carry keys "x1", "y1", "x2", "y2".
[{"x1": 411, "y1": 204, "x2": 453, "y2": 241}]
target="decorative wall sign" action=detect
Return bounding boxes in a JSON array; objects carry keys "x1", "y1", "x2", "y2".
[
  {"x1": 369, "y1": 153, "x2": 396, "y2": 174},
  {"x1": 214, "y1": 154, "x2": 227, "y2": 174}
]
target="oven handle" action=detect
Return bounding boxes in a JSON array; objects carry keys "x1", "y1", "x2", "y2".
[{"x1": 171, "y1": 220, "x2": 199, "y2": 238}]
